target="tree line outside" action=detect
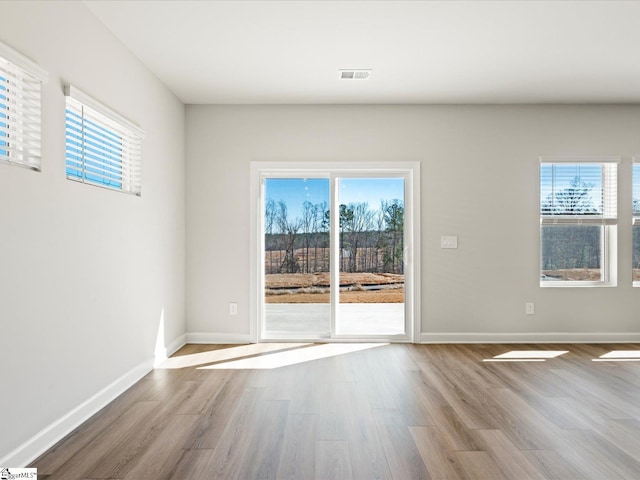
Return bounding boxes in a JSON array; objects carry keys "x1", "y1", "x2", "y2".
[
  {"x1": 264, "y1": 198, "x2": 404, "y2": 275},
  {"x1": 263, "y1": 174, "x2": 640, "y2": 281}
]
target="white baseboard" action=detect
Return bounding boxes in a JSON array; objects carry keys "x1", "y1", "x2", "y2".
[
  {"x1": 0, "y1": 358, "x2": 154, "y2": 468},
  {"x1": 154, "y1": 334, "x2": 187, "y2": 367},
  {"x1": 186, "y1": 331, "x2": 640, "y2": 344},
  {"x1": 419, "y1": 332, "x2": 640, "y2": 343},
  {"x1": 167, "y1": 334, "x2": 187, "y2": 356},
  {"x1": 186, "y1": 332, "x2": 253, "y2": 344}
]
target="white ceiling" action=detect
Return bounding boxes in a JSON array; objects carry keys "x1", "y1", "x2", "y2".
[{"x1": 84, "y1": 0, "x2": 640, "y2": 105}]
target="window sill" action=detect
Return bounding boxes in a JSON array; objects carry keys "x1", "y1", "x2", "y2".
[{"x1": 540, "y1": 282, "x2": 616, "y2": 288}]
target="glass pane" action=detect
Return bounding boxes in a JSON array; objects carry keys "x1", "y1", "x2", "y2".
[
  {"x1": 540, "y1": 163, "x2": 603, "y2": 215},
  {"x1": 634, "y1": 164, "x2": 640, "y2": 216},
  {"x1": 65, "y1": 107, "x2": 123, "y2": 189},
  {"x1": 337, "y1": 178, "x2": 405, "y2": 335},
  {"x1": 541, "y1": 225, "x2": 602, "y2": 282},
  {"x1": 634, "y1": 226, "x2": 640, "y2": 283},
  {"x1": 263, "y1": 178, "x2": 330, "y2": 337}
]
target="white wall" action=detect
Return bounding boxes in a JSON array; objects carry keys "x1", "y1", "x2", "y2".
[
  {"x1": 186, "y1": 104, "x2": 640, "y2": 341},
  {"x1": 0, "y1": 1, "x2": 185, "y2": 461}
]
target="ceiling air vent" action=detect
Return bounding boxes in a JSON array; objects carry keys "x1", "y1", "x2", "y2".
[{"x1": 339, "y1": 69, "x2": 371, "y2": 80}]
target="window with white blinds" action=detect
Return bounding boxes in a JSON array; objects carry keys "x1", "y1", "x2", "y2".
[
  {"x1": 633, "y1": 161, "x2": 640, "y2": 284},
  {"x1": 0, "y1": 41, "x2": 48, "y2": 170},
  {"x1": 540, "y1": 157, "x2": 618, "y2": 286},
  {"x1": 65, "y1": 85, "x2": 144, "y2": 195},
  {"x1": 540, "y1": 161, "x2": 617, "y2": 222}
]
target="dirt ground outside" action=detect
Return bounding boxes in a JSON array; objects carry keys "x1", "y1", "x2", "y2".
[
  {"x1": 541, "y1": 268, "x2": 601, "y2": 281},
  {"x1": 265, "y1": 272, "x2": 404, "y2": 303},
  {"x1": 265, "y1": 289, "x2": 404, "y2": 304}
]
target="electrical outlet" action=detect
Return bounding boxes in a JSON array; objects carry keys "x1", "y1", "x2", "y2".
[
  {"x1": 525, "y1": 302, "x2": 535, "y2": 315},
  {"x1": 229, "y1": 302, "x2": 238, "y2": 315}
]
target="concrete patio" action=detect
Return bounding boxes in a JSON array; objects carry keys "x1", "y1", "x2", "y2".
[{"x1": 264, "y1": 303, "x2": 405, "y2": 337}]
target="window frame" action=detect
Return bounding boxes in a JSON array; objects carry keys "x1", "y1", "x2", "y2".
[
  {"x1": 0, "y1": 41, "x2": 48, "y2": 171},
  {"x1": 539, "y1": 156, "x2": 619, "y2": 288},
  {"x1": 64, "y1": 85, "x2": 144, "y2": 196},
  {"x1": 250, "y1": 161, "x2": 421, "y2": 343}
]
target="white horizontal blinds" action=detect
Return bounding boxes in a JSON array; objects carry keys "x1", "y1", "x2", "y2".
[
  {"x1": 0, "y1": 71, "x2": 6, "y2": 158},
  {"x1": 540, "y1": 161, "x2": 617, "y2": 225},
  {"x1": 602, "y1": 162, "x2": 617, "y2": 219},
  {"x1": 0, "y1": 44, "x2": 47, "y2": 170},
  {"x1": 65, "y1": 85, "x2": 144, "y2": 196},
  {"x1": 633, "y1": 162, "x2": 640, "y2": 221}
]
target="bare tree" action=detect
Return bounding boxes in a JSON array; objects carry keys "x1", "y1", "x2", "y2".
[
  {"x1": 301, "y1": 201, "x2": 314, "y2": 273},
  {"x1": 265, "y1": 198, "x2": 277, "y2": 273},
  {"x1": 339, "y1": 204, "x2": 354, "y2": 272},
  {"x1": 309, "y1": 202, "x2": 322, "y2": 272},
  {"x1": 349, "y1": 202, "x2": 374, "y2": 272},
  {"x1": 318, "y1": 201, "x2": 330, "y2": 271},
  {"x1": 277, "y1": 200, "x2": 302, "y2": 273},
  {"x1": 373, "y1": 200, "x2": 388, "y2": 273}
]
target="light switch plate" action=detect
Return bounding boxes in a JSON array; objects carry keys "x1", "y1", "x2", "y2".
[{"x1": 441, "y1": 236, "x2": 458, "y2": 249}]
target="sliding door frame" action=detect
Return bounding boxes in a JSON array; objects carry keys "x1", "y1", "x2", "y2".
[{"x1": 250, "y1": 161, "x2": 420, "y2": 343}]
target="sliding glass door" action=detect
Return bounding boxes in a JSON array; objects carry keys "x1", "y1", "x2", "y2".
[
  {"x1": 335, "y1": 177, "x2": 405, "y2": 336},
  {"x1": 255, "y1": 163, "x2": 417, "y2": 342},
  {"x1": 263, "y1": 177, "x2": 331, "y2": 337}
]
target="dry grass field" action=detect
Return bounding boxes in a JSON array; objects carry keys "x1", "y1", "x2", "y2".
[{"x1": 265, "y1": 272, "x2": 404, "y2": 303}]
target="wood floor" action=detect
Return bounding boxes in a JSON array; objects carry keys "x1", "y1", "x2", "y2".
[{"x1": 31, "y1": 342, "x2": 640, "y2": 479}]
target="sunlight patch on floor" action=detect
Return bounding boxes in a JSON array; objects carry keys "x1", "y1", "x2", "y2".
[
  {"x1": 483, "y1": 350, "x2": 569, "y2": 362},
  {"x1": 156, "y1": 343, "x2": 312, "y2": 369},
  {"x1": 198, "y1": 343, "x2": 389, "y2": 370},
  {"x1": 592, "y1": 350, "x2": 640, "y2": 362}
]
